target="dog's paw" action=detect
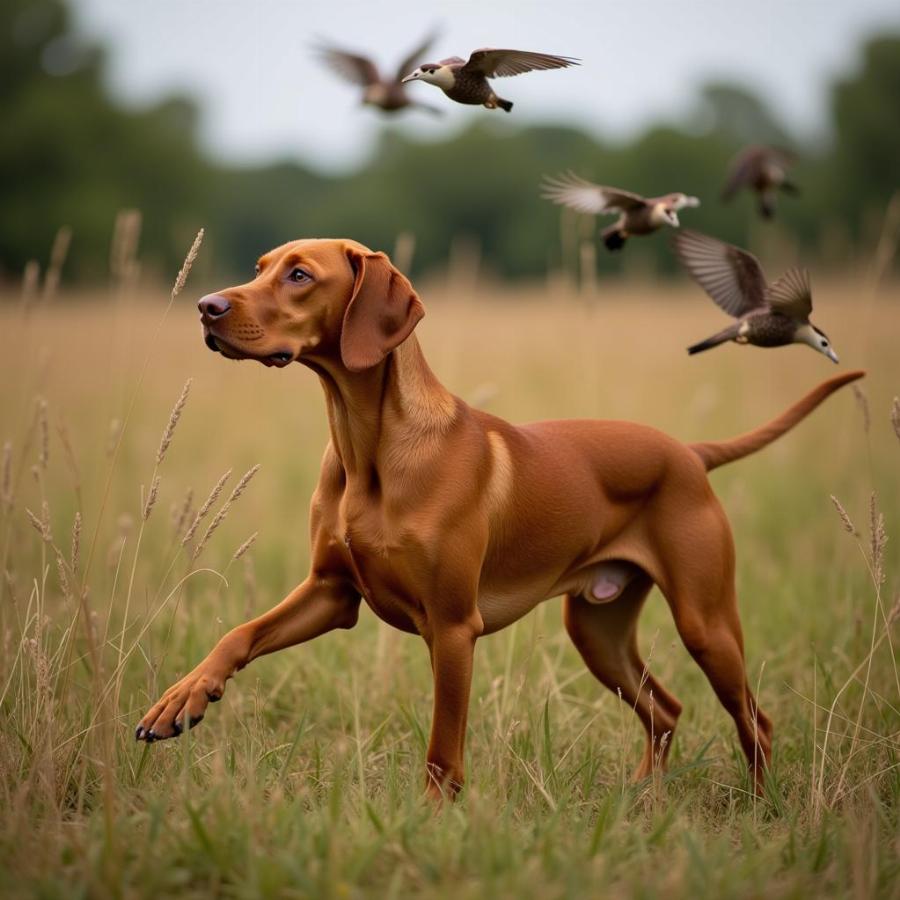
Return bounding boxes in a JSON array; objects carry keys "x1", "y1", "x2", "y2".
[{"x1": 135, "y1": 665, "x2": 228, "y2": 743}]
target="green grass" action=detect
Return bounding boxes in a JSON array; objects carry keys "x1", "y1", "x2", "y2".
[{"x1": 0, "y1": 264, "x2": 898, "y2": 899}]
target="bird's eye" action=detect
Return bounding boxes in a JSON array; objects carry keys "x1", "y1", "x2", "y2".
[
  {"x1": 255, "y1": 265, "x2": 261, "y2": 276},
  {"x1": 821, "y1": 340, "x2": 828, "y2": 347},
  {"x1": 288, "y1": 267, "x2": 312, "y2": 284}
]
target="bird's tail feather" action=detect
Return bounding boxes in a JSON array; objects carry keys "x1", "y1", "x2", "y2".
[
  {"x1": 687, "y1": 326, "x2": 736, "y2": 355},
  {"x1": 602, "y1": 226, "x2": 626, "y2": 252},
  {"x1": 497, "y1": 98, "x2": 513, "y2": 113},
  {"x1": 759, "y1": 192, "x2": 777, "y2": 219}
]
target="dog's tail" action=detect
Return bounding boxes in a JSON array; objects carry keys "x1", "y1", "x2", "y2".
[{"x1": 690, "y1": 370, "x2": 864, "y2": 472}]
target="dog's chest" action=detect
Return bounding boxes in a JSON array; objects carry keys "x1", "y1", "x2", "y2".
[{"x1": 336, "y1": 495, "x2": 423, "y2": 633}]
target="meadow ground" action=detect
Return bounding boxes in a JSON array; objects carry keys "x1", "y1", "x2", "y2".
[{"x1": 0, "y1": 263, "x2": 898, "y2": 899}]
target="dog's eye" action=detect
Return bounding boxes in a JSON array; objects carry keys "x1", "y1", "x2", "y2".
[{"x1": 289, "y1": 267, "x2": 312, "y2": 284}]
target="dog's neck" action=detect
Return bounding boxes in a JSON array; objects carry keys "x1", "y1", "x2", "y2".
[{"x1": 312, "y1": 336, "x2": 458, "y2": 480}]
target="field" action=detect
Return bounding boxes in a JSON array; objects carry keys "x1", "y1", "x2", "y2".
[{"x1": 0, "y1": 256, "x2": 898, "y2": 899}]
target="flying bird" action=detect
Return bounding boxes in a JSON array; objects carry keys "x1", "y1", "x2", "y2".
[
  {"x1": 722, "y1": 145, "x2": 799, "y2": 219},
  {"x1": 401, "y1": 48, "x2": 579, "y2": 112},
  {"x1": 315, "y1": 31, "x2": 443, "y2": 115},
  {"x1": 542, "y1": 172, "x2": 700, "y2": 251},
  {"x1": 673, "y1": 230, "x2": 838, "y2": 362}
]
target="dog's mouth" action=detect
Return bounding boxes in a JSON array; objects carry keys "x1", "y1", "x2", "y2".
[{"x1": 204, "y1": 331, "x2": 294, "y2": 368}]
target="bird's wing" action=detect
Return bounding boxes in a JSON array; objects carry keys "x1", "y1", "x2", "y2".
[
  {"x1": 394, "y1": 30, "x2": 439, "y2": 82},
  {"x1": 541, "y1": 173, "x2": 646, "y2": 214},
  {"x1": 316, "y1": 44, "x2": 380, "y2": 86},
  {"x1": 463, "y1": 48, "x2": 580, "y2": 78},
  {"x1": 673, "y1": 230, "x2": 768, "y2": 318},
  {"x1": 765, "y1": 267, "x2": 812, "y2": 319},
  {"x1": 721, "y1": 146, "x2": 763, "y2": 200}
]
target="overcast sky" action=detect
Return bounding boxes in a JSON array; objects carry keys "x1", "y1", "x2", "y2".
[{"x1": 70, "y1": 0, "x2": 900, "y2": 173}]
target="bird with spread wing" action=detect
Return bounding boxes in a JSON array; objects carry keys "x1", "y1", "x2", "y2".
[
  {"x1": 673, "y1": 230, "x2": 838, "y2": 362},
  {"x1": 401, "y1": 48, "x2": 579, "y2": 112},
  {"x1": 316, "y1": 31, "x2": 443, "y2": 115},
  {"x1": 542, "y1": 172, "x2": 699, "y2": 251},
  {"x1": 722, "y1": 145, "x2": 799, "y2": 220}
]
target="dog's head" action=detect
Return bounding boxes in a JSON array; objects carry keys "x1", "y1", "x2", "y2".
[{"x1": 198, "y1": 239, "x2": 424, "y2": 372}]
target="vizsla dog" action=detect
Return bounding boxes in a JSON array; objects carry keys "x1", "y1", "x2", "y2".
[{"x1": 136, "y1": 238, "x2": 863, "y2": 798}]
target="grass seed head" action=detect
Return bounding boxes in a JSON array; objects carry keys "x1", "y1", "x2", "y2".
[
  {"x1": 172, "y1": 229, "x2": 204, "y2": 298},
  {"x1": 71, "y1": 511, "x2": 81, "y2": 572},
  {"x1": 142, "y1": 475, "x2": 160, "y2": 522},
  {"x1": 156, "y1": 378, "x2": 192, "y2": 465},
  {"x1": 830, "y1": 495, "x2": 857, "y2": 536},
  {"x1": 182, "y1": 469, "x2": 231, "y2": 546}
]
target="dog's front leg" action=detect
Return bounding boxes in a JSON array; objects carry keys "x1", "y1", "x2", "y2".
[
  {"x1": 136, "y1": 574, "x2": 360, "y2": 741},
  {"x1": 424, "y1": 615, "x2": 484, "y2": 801}
]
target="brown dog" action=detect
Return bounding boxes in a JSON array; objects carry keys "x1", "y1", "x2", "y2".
[{"x1": 136, "y1": 238, "x2": 863, "y2": 799}]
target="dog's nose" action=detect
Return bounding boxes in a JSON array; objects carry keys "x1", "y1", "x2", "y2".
[{"x1": 198, "y1": 295, "x2": 231, "y2": 319}]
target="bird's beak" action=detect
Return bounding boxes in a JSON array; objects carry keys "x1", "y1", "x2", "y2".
[
  {"x1": 401, "y1": 72, "x2": 416, "y2": 83},
  {"x1": 826, "y1": 347, "x2": 839, "y2": 364},
  {"x1": 685, "y1": 196, "x2": 700, "y2": 208},
  {"x1": 669, "y1": 212, "x2": 680, "y2": 227}
]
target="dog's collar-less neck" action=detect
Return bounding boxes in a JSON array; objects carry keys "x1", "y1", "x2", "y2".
[{"x1": 313, "y1": 336, "x2": 456, "y2": 482}]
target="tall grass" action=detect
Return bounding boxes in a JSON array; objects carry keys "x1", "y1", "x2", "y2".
[{"x1": 0, "y1": 232, "x2": 897, "y2": 898}]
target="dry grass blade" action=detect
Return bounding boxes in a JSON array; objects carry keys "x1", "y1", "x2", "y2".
[
  {"x1": 171, "y1": 487, "x2": 194, "y2": 538},
  {"x1": 25, "y1": 506, "x2": 52, "y2": 543},
  {"x1": 233, "y1": 531, "x2": 258, "y2": 561},
  {"x1": 830, "y1": 495, "x2": 857, "y2": 536},
  {"x1": 182, "y1": 470, "x2": 232, "y2": 546},
  {"x1": 109, "y1": 209, "x2": 142, "y2": 286},
  {"x1": 142, "y1": 475, "x2": 161, "y2": 522},
  {"x1": 1, "y1": 440, "x2": 11, "y2": 510},
  {"x1": 192, "y1": 464, "x2": 260, "y2": 560},
  {"x1": 42, "y1": 226, "x2": 73, "y2": 302},
  {"x1": 37, "y1": 399, "x2": 49, "y2": 469},
  {"x1": 891, "y1": 398, "x2": 900, "y2": 444},
  {"x1": 851, "y1": 385, "x2": 870, "y2": 434},
  {"x1": 156, "y1": 378, "x2": 192, "y2": 465},
  {"x1": 868, "y1": 494, "x2": 887, "y2": 587},
  {"x1": 172, "y1": 229, "x2": 204, "y2": 298},
  {"x1": 71, "y1": 511, "x2": 81, "y2": 572},
  {"x1": 106, "y1": 419, "x2": 121, "y2": 458},
  {"x1": 226, "y1": 464, "x2": 260, "y2": 504},
  {"x1": 21, "y1": 259, "x2": 40, "y2": 312},
  {"x1": 55, "y1": 549, "x2": 71, "y2": 598}
]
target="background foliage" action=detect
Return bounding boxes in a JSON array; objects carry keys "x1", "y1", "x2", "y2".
[{"x1": 2, "y1": 0, "x2": 899, "y2": 284}]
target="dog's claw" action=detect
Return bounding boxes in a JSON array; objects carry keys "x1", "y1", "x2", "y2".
[
  {"x1": 172, "y1": 720, "x2": 183, "y2": 736},
  {"x1": 146, "y1": 730, "x2": 157, "y2": 743},
  {"x1": 189, "y1": 714, "x2": 205, "y2": 728},
  {"x1": 135, "y1": 725, "x2": 145, "y2": 741}
]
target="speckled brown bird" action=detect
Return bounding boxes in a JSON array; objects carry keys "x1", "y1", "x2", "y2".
[
  {"x1": 542, "y1": 172, "x2": 700, "y2": 251},
  {"x1": 316, "y1": 31, "x2": 442, "y2": 115},
  {"x1": 401, "y1": 48, "x2": 579, "y2": 112},
  {"x1": 722, "y1": 145, "x2": 799, "y2": 219},
  {"x1": 673, "y1": 230, "x2": 838, "y2": 362}
]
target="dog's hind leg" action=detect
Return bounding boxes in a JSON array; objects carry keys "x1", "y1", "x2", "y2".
[
  {"x1": 655, "y1": 502, "x2": 773, "y2": 792},
  {"x1": 564, "y1": 571, "x2": 683, "y2": 782}
]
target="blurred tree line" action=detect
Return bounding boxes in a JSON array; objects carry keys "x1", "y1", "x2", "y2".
[{"x1": 1, "y1": 0, "x2": 898, "y2": 287}]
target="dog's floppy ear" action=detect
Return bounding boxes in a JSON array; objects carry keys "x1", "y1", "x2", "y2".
[{"x1": 340, "y1": 248, "x2": 425, "y2": 372}]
